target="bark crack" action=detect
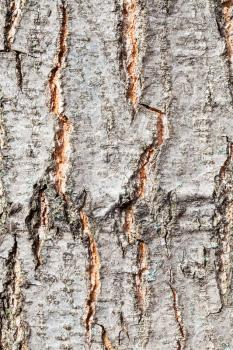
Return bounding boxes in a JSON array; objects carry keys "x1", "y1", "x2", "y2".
[
  {"x1": 48, "y1": 0, "x2": 72, "y2": 198},
  {"x1": 25, "y1": 184, "x2": 49, "y2": 270},
  {"x1": 140, "y1": 103, "x2": 169, "y2": 146},
  {"x1": 122, "y1": 0, "x2": 140, "y2": 110},
  {"x1": 4, "y1": 0, "x2": 26, "y2": 51},
  {"x1": 135, "y1": 240, "x2": 148, "y2": 321},
  {"x1": 222, "y1": 0, "x2": 233, "y2": 59},
  {"x1": 121, "y1": 103, "x2": 169, "y2": 242},
  {"x1": 0, "y1": 235, "x2": 29, "y2": 349},
  {"x1": 118, "y1": 311, "x2": 130, "y2": 345},
  {"x1": 97, "y1": 324, "x2": 115, "y2": 350},
  {"x1": 3, "y1": 0, "x2": 26, "y2": 88},
  {"x1": 219, "y1": 138, "x2": 233, "y2": 178},
  {"x1": 80, "y1": 209, "x2": 101, "y2": 344},
  {"x1": 121, "y1": 143, "x2": 155, "y2": 243},
  {"x1": 123, "y1": 205, "x2": 135, "y2": 243},
  {"x1": 15, "y1": 51, "x2": 23, "y2": 90},
  {"x1": 169, "y1": 272, "x2": 186, "y2": 350},
  {"x1": 213, "y1": 138, "x2": 233, "y2": 304},
  {"x1": 34, "y1": 189, "x2": 49, "y2": 269},
  {"x1": 0, "y1": 102, "x2": 8, "y2": 232}
]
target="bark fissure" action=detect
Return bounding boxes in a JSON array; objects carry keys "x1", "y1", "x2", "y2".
[
  {"x1": 80, "y1": 210, "x2": 101, "y2": 343},
  {"x1": 140, "y1": 103, "x2": 169, "y2": 146},
  {"x1": 4, "y1": 0, "x2": 24, "y2": 51},
  {"x1": 159, "y1": 190, "x2": 175, "y2": 258},
  {"x1": 25, "y1": 184, "x2": 49, "y2": 270},
  {"x1": 118, "y1": 312, "x2": 130, "y2": 345},
  {"x1": 0, "y1": 103, "x2": 8, "y2": 231},
  {"x1": 120, "y1": 104, "x2": 169, "y2": 242},
  {"x1": 3, "y1": 1, "x2": 26, "y2": 88},
  {"x1": 33, "y1": 189, "x2": 49, "y2": 269},
  {"x1": 15, "y1": 51, "x2": 23, "y2": 90},
  {"x1": 123, "y1": 205, "x2": 135, "y2": 243},
  {"x1": 219, "y1": 138, "x2": 233, "y2": 178},
  {"x1": 222, "y1": 0, "x2": 233, "y2": 59},
  {"x1": 97, "y1": 324, "x2": 115, "y2": 350},
  {"x1": 0, "y1": 235, "x2": 29, "y2": 349},
  {"x1": 136, "y1": 145, "x2": 155, "y2": 199},
  {"x1": 122, "y1": 0, "x2": 140, "y2": 110},
  {"x1": 48, "y1": 0, "x2": 72, "y2": 198},
  {"x1": 169, "y1": 280, "x2": 186, "y2": 350},
  {"x1": 135, "y1": 240, "x2": 148, "y2": 321},
  {"x1": 121, "y1": 144, "x2": 154, "y2": 243},
  {"x1": 214, "y1": 138, "x2": 233, "y2": 304}
]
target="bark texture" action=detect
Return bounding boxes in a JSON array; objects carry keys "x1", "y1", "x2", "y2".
[{"x1": 0, "y1": 0, "x2": 233, "y2": 349}]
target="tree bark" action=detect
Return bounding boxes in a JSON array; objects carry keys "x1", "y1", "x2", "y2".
[{"x1": 0, "y1": 0, "x2": 232, "y2": 349}]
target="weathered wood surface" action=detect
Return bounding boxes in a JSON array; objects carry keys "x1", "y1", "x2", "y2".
[{"x1": 0, "y1": 0, "x2": 233, "y2": 349}]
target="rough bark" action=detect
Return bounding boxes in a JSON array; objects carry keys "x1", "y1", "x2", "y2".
[{"x1": 0, "y1": 0, "x2": 233, "y2": 349}]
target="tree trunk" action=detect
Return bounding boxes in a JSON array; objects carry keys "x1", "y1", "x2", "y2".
[{"x1": 0, "y1": 0, "x2": 232, "y2": 349}]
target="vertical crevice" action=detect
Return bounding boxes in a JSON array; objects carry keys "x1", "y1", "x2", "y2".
[
  {"x1": 48, "y1": 0, "x2": 68, "y2": 115},
  {"x1": 123, "y1": 0, "x2": 139, "y2": 109},
  {"x1": 4, "y1": 0, "x2": 17, "y2": 51},
  {"x1": 222, "y1": 0, "x2": 233, "y2": 60},
  {"x1": 25, "y1": 185, "x2": 49, "y2": 270},
  {"x1": 120, "y1": 103, "x2": 169, "y2": 244},
  {"x1": 121, "y1": 144, "x2": 154, "y2": 244},
  {"x1": 0, "y1": 236, "x2": 30, "y2": 349},
  {"x1": 48, "y1": 0, "x2": 72, "y2": 198},
  {"x1": 54, "y1": 115, "x2": 71, "y2": 197},
  {"x1": 136, "y1": 145, "x2": 155, "y2": 199},
  {"x1": 80, "y1": 210, "x2": 101, "y2": 344},
  {"x1": 135, "y1": 240, "x2": 148, "y2": 321},
  {"x1": 219, "y1": 139, "x2": 233, "y2": 178},
  {"x1": 123, "y1": 205, "x2": 135, "y2": 243},
  {"x1": 33, "y1": 188, "x2": 48, "y2": 269},
  {"x1": 162, "y1": 191, "x2": 175, "y2": 258},
  {"x1": 15, "y1": 51, "x2": 23, "y2": 90},
  {"x1": 97, "y1": 324, "x2": 115, "y2": 350},
  {"x1": 4, "y1": 0, "x2": 26, "y2": 51},
  {"x1": 214, "y1": 138, "x2": 233, "y2": 305},
  {"x1": 214, "y1": 0, "x2": 233, "y2": 107},
  {"x1": 0, "y1": 100, "x2": 8, "y2": 231},
  {"x1": 121, "y1": 0, "x2": 145, "y2": 113},
  {"x1": 139, "y1": 104, "x2": 169, "y2": 146},
  {"x1": 4, "y1": 1, "x2": 26, "y2": 89},
  {"x1": 118, "y1": 311, "x2": 130, "y2": 345},
  {"x1": 169, "y1": 272, "x2": 186, "y2": 350}
]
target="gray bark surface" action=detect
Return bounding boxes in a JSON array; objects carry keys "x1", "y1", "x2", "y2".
[{"x1": 0, "y1": 0, "x2": 232, "y2": 349}]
